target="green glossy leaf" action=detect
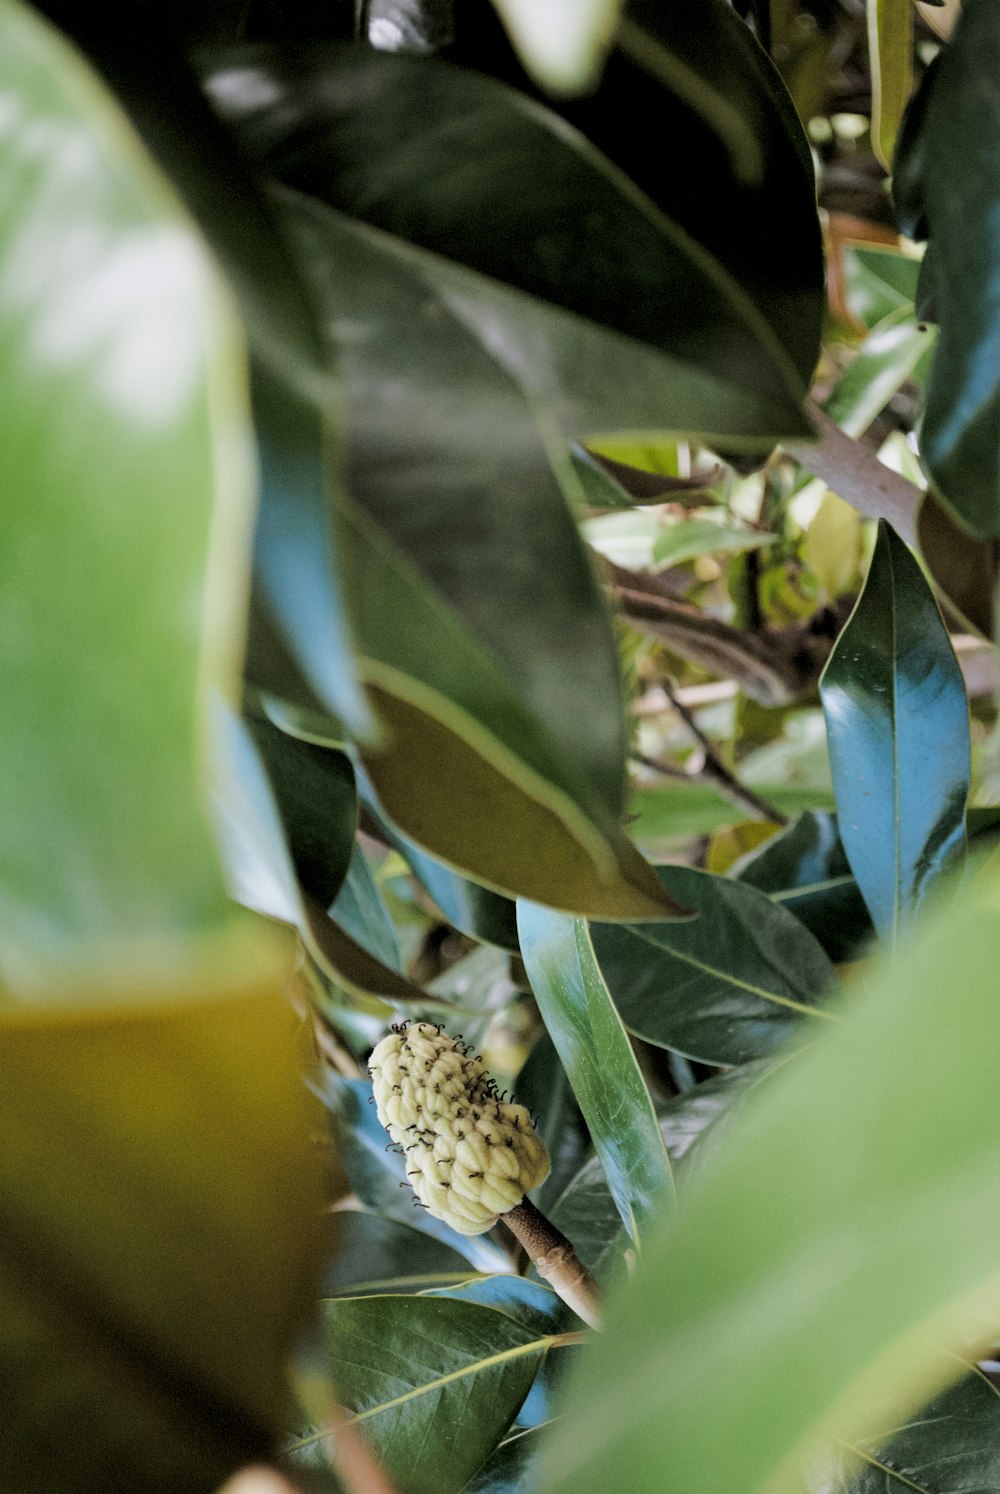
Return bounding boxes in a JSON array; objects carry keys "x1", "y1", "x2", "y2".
[
  {"x1": 318, "y1": 1075, "x2": 510, "y2": 1273},
  {"x1": 204, "y1": 42, "x2": 814, "y2": 426},
  {"x1": 517, "y1": 902, "x2": 673, "y2": 1242},
  {"x1": 329, "y1": 844, "x2": 401, "y2": 973},
  {"x1": 587, "y1": 864, "x2": 837, "y2": 1066},
  {"x1": 293, "y1": 1296, "x2": 553, "y2": 1494},
  {"x1": 423, "y1": 1276, "x2": 579, "y2": 1429},
  {"x1": 735, "y1": 811, "x2": 876, "y2": 964},
  {"x1": 651, "y1": 517, "x2": 777, "y2": 570},
  {"x1": 275, "y1": 197, "x2": 682, "y2": 920},
  {"x1": 894, "y1": 0, "x2": 1000, "y2": 537},
  {"x1": 841, "y1": 246, "x2": 921, "y2": 330},
  {"x1": 867, "y1": 0, "x2": 913, "y2": 169},
  {"x1": 824, "y1": 307, "x2": 933, "y2": 439},
  {"x1": 464, "y1": 1426, "x2": 546, "y2": 1494},
  {"x1": 1, "y1": 985, "x2": 324, "y2": 1494},
  {"x1": 546, "y1": 1065, "x2": 769, "y2": 1289},
  {"x1": 830, "y1": 1364, "x2": 1000, "y2": 1492},
  {"x1": 540, "y1": 860, "x2": 1000, "y2": 1494},
  {"x1": 491, "y1": 0, "x2": 622, "y2": 93},
  {"x1": 0, "y1": 0, "x2": 253, "y2": 995},
  {"x1": 447, "y1": 0, "x2": 823, "y2": 385},
  {"x1": 820, "y1": 521, "x2": 969, "y2": 945},
  {"x1": 321, "y1": 1211, "x2": 477, "y2": 1298}
]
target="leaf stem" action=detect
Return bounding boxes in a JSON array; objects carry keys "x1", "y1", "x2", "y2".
[{"x1": 502, "y1": 1199, "x2": 602, "y2": 1331}]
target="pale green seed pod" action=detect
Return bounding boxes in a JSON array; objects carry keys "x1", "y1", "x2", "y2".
[{"x1": 368, "y1": 1022, "x2": 550, "y2": 1235}]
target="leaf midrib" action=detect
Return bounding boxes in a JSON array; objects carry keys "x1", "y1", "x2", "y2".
[{"x1": 620, "y1": 924, "x2": 833, "y2": 1019}]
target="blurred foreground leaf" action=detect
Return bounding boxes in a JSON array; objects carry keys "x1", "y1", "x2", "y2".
[
  {"x1": 0, "y1": 0, "x2": 254, "y2": 995},
  {"x1": 541, "y1": 858, "x2": 1000, "y2": 1494},
  {"x1": 0, "y1": 984, "x2": 324, "y2": 1494}
]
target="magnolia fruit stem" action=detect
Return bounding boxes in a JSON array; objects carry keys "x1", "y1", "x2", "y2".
[{"x1": 502, "y1": 1198, "x2": 602, "y2": 1330}]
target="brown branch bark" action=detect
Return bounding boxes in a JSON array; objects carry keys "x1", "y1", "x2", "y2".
[{"x1": 503, "y1": 1199, "x2": 601, "y2": 1330}]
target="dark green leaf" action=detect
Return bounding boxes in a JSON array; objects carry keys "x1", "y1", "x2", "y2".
[
  {"x1": 841, "y1": 246, "x2": 921, "y2": 329},
  {"x1": 546, "y1": 1065, "x2": 769, "y2": 1288},
  {"x1": 204, "y1": 42, "x2": 814, "y2": 422},
  {"x1": 517, "y1": 902, "x2": 673, "y2": 1242},
  {"x1": 248, "y1": 359, "x2": 371, "y2": 736},
  {"x1": 735, "y1": 811, "x2": 876, "y2": 964},
  {"x1": 321, "y1": 1211, "x2": 477, "y2": 1297},
  {"x1": 329, "y1": 844, "x2": 402, "y2": 973},
  {"x1": 294, "y1": 1296, "x2": 551, "y2": 1494},
  {"x1": 464, "y1": 1426, "x2": 546, "y2": 1494},
  {"x1": 917, "y1": 491, "x2": 998, "y2": 640},
  {"x1": 820, "y1": 521, "x2": 969, "y2": 945},
  {"x1": 273, "y1": 197, "x2": 683, "y2": 919},
  {"x1": 539, "y1": 863, "x2": 1000, "y2": 1494},
  {"x1": 0, "y1": 0, "x2": 251, "y2": 995},
  {"x1": 588, "y1": 865, "x2": 838, "y2": 1065},
  {"x1": 834, "y1": 1365, "x2": 1000, "y2": 1492},
  {"x1": 894, "y1": 0, "x2": 1000, "y2": 537}
]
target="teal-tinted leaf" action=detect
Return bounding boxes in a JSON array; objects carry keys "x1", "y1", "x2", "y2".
[
  {"x1": 319, "y1": 1076, "x2": 510, "y2": 1273},
  {"x1": 539, "y1": 863, "x2": 1000, "y2": 1494},
  {"x1": 517, "y1": 902, "x2": 673, "y2": 1242},
  {"x1": 820, "y1": 521, "x2": 969, "y2": 945},
  {"x1": 329, "y1": 844, "x2": 402, "y2": 974},
  {"x1": 204, "y1": 43, "x2": 812, "y2": 420},
  {"x1": 735, "y1": 811, "x2": 876, "y2": 964},
  {"x1": 651, "y1": 517, "x2": 777, "y2": 570},
  {"x1": 293, "y1": 1296, "x2": 552, "y2": 1494},
  {"x1": 0, "y1": 0, "x2": 253, "y2": 995},
  {"x1": 322, "y1": 1211, "x2": 477, "y2": 1297},
  {"x1": 824, "y1": 307, "x2": 933, "y2": 439},
  {"x1": 867, "y1": 0, "x2": 913, "y2": 170},
  {"x1": 464, "y1": 1426, "x2": 546, "y2": 1494},
  {"x1": 588, "y1": 865, "x2": 837, "y2": 1066},
  {"x1": 895, "y1": 0, "x2": 1000, "y2": 537},
  {"x1": 248, "y1": 359, "x2": 371, "y2": 737},
  {"x1": 832, "y1": 1365, "x2": 1000, "y2": 1492}
]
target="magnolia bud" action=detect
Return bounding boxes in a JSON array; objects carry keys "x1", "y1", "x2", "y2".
[{"x1": 368, "y1": 1022, "x2": 550, "y2": 1235}]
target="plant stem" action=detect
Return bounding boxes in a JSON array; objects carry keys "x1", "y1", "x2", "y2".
[
  {"x1": 635, "y1": 679, "x2": 789, "y2": 825},
  {"x1": 502, "y1": 1199, "x2": 602, "y2": 1330},
  {"x1": 784, "y1": 402, "x2": 923, "y2": 545}
]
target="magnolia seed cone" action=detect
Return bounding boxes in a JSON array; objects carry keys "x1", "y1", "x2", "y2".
[{"x1": 369, "y1": 1022, "x2": 550, "y2": 1234}]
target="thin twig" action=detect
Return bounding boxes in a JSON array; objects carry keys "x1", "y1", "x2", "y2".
[
  {"x1": 502, "y1": 1199, "x2": 602, "y2": 1330},
  {"x1": 636, "y1": 679, "x2": 789, "y2": 826}
]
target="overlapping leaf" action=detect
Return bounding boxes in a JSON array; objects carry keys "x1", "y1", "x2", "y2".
[
  {"x1": 587, "y1": 865, "x2": 838, "y2": 1065},
  {"x1": 540, "y1": 860, "x2": 1000, "y2": 1494},
  {"x1": 820, "y1": 521, "x2": 969, "y2": 945},
  {"x1": 293, "y1": 1295, "x2": 563, "y2": 1494},
  {"x1": 204, "y1": 40, "x2": 815, "y2": 425},
  {"x1": 0, "y1": 0, "x2": 252, "y2": 995},
  {"x1": 893, "y1": 0, "x2": 1000, "y2": 537},
  {"x1": 517, "y1": 902, "x2": 674, "y2": 1242}
]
